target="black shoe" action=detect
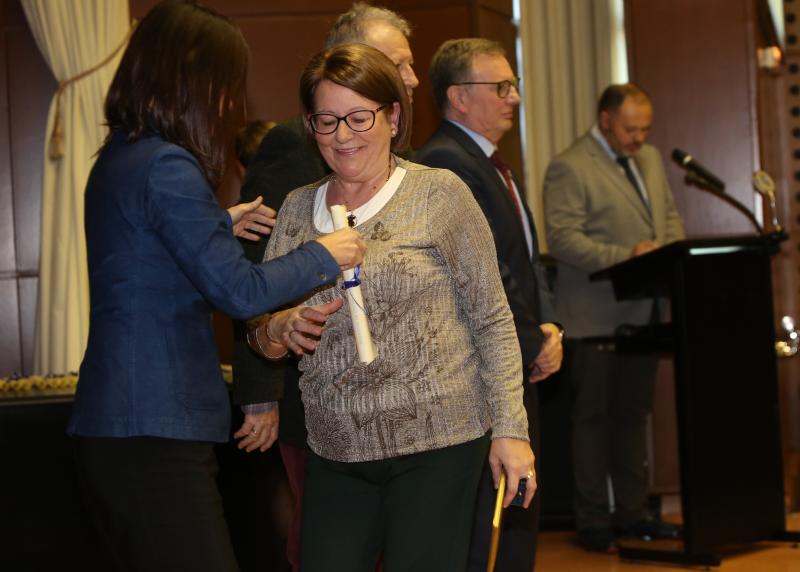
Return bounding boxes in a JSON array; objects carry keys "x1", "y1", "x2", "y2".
[
  {"x1": 621, "y1": 519, "x2": 681, "y2": 541},
  {"x1": 577, "y1": 526, "x2": 620, "y2": 553}
]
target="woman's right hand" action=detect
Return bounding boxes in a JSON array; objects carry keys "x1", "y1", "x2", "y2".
[
  {"x1": 315, "y1": 228, "x2": 366, "y2": 271},
  {"x1": 269, "y1": 298, "x2": 344, "y2": 356}
]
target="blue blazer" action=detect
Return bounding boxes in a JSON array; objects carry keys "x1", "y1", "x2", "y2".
[{"x1": 68, "y1": 133, "x2": 340, "y2": 443}]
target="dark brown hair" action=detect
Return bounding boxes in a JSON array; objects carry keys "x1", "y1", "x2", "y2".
[
  {"x1": 597, "y1": 83, "x2": 651, "y2": 115},
  {"x1": 104, "y1": 0, "x2": 249, "y2": 187},
  {"x1": 299, "y1": 43, "x2": 412, "y2": 152}
]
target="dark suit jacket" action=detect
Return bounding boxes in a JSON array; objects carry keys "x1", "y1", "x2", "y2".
[
  {"x1": 232, "y1": 117, "x2": 330, "y2": 446},
  {"x1": 417, "y1": 120, "x2": 553, "y2": 370}
]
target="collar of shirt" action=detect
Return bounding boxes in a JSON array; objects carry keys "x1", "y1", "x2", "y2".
[
  {"x1": 590, "y1": 124, "x2": 619, "y2": 162},
  {"x1": 447, "y1": 119, "x2": 497, "y2": 158},
  {"x1": 590, "y1": 124, "x2": 650, "y2": 204}
]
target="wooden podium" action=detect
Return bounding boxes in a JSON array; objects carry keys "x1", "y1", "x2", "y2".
[{"x1": 591, "y1": 234, "x2": 800, "y2": 566}]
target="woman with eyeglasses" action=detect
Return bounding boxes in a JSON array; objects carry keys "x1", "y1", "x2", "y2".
[{"x1": 245, "y1": 42, "x2": 534, "y2": 572}]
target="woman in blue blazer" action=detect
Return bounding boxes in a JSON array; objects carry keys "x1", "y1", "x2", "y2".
[{"x1": 66, "y1": 2, "x2": 364, "y2": 570}]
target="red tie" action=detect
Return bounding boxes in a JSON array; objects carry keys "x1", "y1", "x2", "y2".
[{"x1": 490, "y1": 151, "x2": 524, "y2": 223}]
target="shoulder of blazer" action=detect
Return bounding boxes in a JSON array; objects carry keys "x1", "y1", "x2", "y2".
[{"x1": 633, "y1": 142, "x2": 665, "y2": 172}]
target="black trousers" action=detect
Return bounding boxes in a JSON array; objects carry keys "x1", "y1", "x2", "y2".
[
  {"x1": 570, "y1": 340, "x2": 657, "y2": 530},
  {"x1": 468, "y1": 383, "x2": 541, "y2": 572},
  {"x1": 72, "y1": 436, "x2": 239, "y2": 572},
  {"x1": 300, "y1": 434, "x2": 489, "y2": 572}
]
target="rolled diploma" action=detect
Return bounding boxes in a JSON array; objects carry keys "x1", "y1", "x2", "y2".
[{"x1": 330, "y1": 204, "x2": 376, "y2": 364}]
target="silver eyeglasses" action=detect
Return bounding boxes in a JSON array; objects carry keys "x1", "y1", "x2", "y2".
[
  {"x1": 308, "y1": 105, "x2": 389, "y2": 135},
  {"x1": 452, "y1": 78, "x2": 520, "y2": 98}
]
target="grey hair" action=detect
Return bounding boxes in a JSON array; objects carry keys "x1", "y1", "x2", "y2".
[
  {"x1": 324, "y1": 2, "x2": 412, "y2": 48},
  {"x1": 429, "y1": 38, "x2": 505, "y2": 111}
]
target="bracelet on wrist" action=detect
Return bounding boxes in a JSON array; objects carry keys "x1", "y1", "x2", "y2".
[
  {"x1": 248, "y1": 323, "x2": 288, "y2": 360},
  {"x1": 264, "y1": 322, "x2": 283, "y2": 346}
]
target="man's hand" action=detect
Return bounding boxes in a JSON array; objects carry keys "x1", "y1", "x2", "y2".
[
  {"x1": 228, "y1": 196, "x2": 277, "y2": 241},
  {"x1": 529, "y1": 323, "x2": 563, "y2": 383},
  {"x1": 233, "y1": 406, "x2": 279, "y2": 452},
  {"x1": 631, "y1": 240, "x2": 659, "y2": 257},
  {"x1": 489, "y1": 437, "x2": 537, "y2": 508}
]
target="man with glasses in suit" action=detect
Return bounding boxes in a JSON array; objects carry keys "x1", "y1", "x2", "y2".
[{"x1": 417, "y1": 38, "x2": 563, "y2": 572}]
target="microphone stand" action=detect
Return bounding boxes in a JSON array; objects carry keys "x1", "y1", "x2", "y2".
[{"x1": 683, "y1": 171, "x2": 765, "y2": 234}]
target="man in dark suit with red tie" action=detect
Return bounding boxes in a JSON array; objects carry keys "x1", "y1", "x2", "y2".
[{"x1": 417, "y1": 38, "x2": 563, "y2": 572}]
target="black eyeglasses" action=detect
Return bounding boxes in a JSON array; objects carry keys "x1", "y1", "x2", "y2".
[
  {"x1": 308, "y1": 105, "x2": 389, "y2": 135},
  {"x1": 453, "y1": 78, "x2": 520, "y2": 98}
]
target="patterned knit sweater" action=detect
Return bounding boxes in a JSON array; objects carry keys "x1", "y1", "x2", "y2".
[{"x1": 265, "y1": 158, "x2": 527, "y2": 462}]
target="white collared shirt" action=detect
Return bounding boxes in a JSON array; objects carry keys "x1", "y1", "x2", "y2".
[{"x1": 314, "y1": 165, "x2": 407, "y2": 232}]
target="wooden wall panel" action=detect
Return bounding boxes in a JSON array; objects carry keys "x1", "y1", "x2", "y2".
[
  {"x1": 0, "y1": 0, "x2": 52, "y2": 376},
  {"x1": 238, "y1": 14, "x2": 338, "y2": 123},
  {"x1": 404, "y1": 5, "x2": 472, "y2": 149},
  {"x1": 0, "y1": 279, "x2": 21, "y2": 375},
  {"x1": 6, "y1": 1, "x2": 52, "y2": 273},
  {"x1": 626, "y1": 0, "x2": 759, "y2": 237}
]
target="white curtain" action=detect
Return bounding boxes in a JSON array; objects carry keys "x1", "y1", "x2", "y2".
[
  {"x1": 518, "y1": 0, "x2": 625, "y2": 250},
  {"x1": 21, "y1": 0, "x2": 130, "y2": 374}
]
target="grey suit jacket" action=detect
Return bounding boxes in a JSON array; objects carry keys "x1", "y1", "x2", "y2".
[{"x1": 542, "y1": 131, "x2": 684, "y2": 338}]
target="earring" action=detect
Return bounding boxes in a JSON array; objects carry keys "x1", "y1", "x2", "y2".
[{"x1": 391, "y1": 127, "x2": 398, "y2": 137}]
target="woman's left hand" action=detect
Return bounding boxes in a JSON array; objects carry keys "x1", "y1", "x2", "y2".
[
  {"x1": 489, "y1": 437, "x2": 537, "y2": 508},
  {"x1": 228, "y1": 196, "x2": 277, "y2": 241}
]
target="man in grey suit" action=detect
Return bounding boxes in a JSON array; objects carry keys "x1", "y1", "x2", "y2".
[
  {"x1": 543, "y1": 83, "x2": 684, "y2": 553},
  {"x1": 417, "y1": 38, "x2": 563, "y2": 572}
]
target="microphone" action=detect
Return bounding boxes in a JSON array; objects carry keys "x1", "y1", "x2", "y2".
[{"x1": 671, "y1": 149, "x2": 726, "y2": 192}]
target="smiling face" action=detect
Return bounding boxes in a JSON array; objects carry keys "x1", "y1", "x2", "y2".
[
  {"x1": 453, "y1": 52, "x2": 519, "y2": 144},
  {"x1": 599, "y1": 96, "x2": 653, "y2": 157},
  {"x1": 362, "y1": 21, "x2": 419, "y2": 102},
  {"x1": 312, "y1": 79, "x2": 399, "y2": 184}
]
